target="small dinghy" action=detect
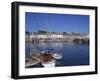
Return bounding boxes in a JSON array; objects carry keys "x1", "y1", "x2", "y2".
[{"x1": 52, "y1": 53, "x2": 62, "y2": 60}]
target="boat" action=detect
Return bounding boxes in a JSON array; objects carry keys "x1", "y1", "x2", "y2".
[
  {"x1": 25, "y1": 58, "x2": 40, "y2": 67},
  {"x1": 52, "y1": 53, "x2": 62, "y2": 60},
  {"x1": 41, "y1": 53, "x2": 56, "y2": 68},
  {"x1": 42, "y1": 60, "x2": 55, "y2": 68},
  {"x1": 25, "y1": 49, "x2": 62, "y2": 68}
]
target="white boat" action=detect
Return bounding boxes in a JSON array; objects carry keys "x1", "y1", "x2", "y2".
[
  {"x1": 52, "y1": 53, "x2": 62, "y2": 60},
  {"x1": 42, "y1": 60, "x2": 55, "y2": 68}
]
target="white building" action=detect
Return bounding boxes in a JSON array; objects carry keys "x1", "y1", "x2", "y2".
[
  {"x1": 30, "y1": 32, "x2": 64, "y2": 39},
  {"x1": 29, "y1": 32, "x2": 89, "y2": 40}
]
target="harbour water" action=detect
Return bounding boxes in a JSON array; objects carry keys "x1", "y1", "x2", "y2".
[{"x1": 25, "y1": 42, "x2": 89, "y2": 67}]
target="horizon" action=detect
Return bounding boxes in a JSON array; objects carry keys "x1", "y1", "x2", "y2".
[{"x1": 25, "y1": 30, "x2": 89, "y2": 34}]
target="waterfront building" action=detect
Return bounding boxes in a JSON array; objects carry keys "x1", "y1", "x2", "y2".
[
  {"x1": 29, "y1": 32, "x2": 64, "y2": 39},
  {"x1": 25, "y1": 31, "x2": 89, "y2": 42}
]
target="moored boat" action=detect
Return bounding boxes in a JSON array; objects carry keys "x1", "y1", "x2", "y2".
[
  {"x1": 52, "y1": 53, "x2": 62, "y2": 60},
  {"x1": 25, "y1": 58, "x2": 40, "y2": 67},
  {"x1": 25, "y1": 49, "x2": 62, "y2": 68}
]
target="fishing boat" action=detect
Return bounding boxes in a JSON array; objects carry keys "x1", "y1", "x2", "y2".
[
  {"x1": 41, "y1": 53, "x2": 56, "y2": 68},
  {"x1": 25, "y1": 50, "x2": 42, "y2": 67},
  {"x1": 42, "y1": 60, "x2": 55, "y2": 68},
  {"x1": 25, "y1": 58, "x2": 40, "y2": 67},
  {"x1": 25, "y1": 48, "x2": 62, "y2": 68}
]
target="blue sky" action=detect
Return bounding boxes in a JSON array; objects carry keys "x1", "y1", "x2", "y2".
[{"x1": 25, "y1": 12, "x2": 89, "y2": 33}]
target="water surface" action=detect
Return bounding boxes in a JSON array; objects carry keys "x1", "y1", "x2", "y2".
[{"x1": 25, "y1": 42, "x2": 89, "y2": 67}]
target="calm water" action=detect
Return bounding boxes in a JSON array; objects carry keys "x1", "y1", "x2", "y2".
[{"x1": 25, "y1": 42, "x2": 89, "y2": 66}]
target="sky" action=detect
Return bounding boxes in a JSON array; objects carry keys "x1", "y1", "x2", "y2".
[{"x1": 25, "y1": 12, "x2": 89, "y2": 33}]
